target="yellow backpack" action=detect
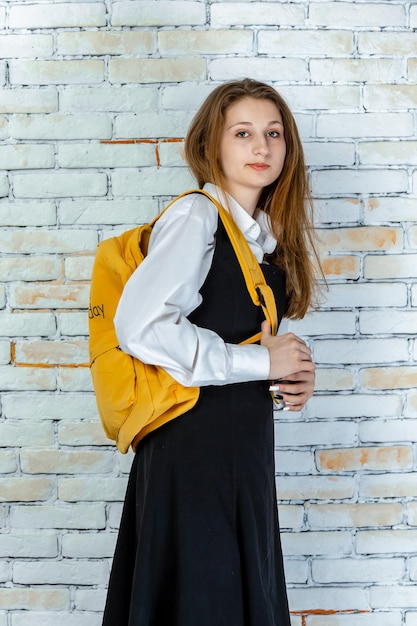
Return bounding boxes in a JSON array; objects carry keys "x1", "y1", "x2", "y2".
[{"x1": 88, "y1": 190, "x2": 278, "y2": 453}]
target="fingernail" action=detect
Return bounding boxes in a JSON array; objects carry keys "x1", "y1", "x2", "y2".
[
  {"x1": 283, "y1": 406, "x2": 291, "y2": 411},
  {"x1": 269, "y1": 385, "x2": 280, "y2": 391}
]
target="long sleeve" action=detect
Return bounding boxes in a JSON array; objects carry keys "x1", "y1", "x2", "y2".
[{"x1": 114, "y1": 188, "x2": 272, "y2": 387}]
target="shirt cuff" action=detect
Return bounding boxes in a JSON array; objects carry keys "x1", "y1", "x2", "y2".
[{"x1": 228, "y1": 343, "x2": 271, "y2": 384}]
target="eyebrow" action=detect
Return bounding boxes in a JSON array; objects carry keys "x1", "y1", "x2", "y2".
[{"x1": 227, "y1": 120, "x2": 284, "y2": 130}]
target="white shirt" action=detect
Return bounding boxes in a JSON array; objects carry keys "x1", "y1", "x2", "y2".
[{"x1": 114, "y1": 183, "x2": 277, "y2": 387}]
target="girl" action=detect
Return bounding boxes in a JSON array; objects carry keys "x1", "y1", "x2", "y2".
[{"x1": 102, "y1": 78, "x2": 319, "y2": 626}]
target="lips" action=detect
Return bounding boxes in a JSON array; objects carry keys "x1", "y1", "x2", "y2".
[{"x1": 248, "y1": 163, "x2": 269, "y2": 171}]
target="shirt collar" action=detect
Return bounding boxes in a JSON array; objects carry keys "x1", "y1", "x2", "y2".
[{"x1": 203, "y1": 183, "x2": 276, "y2": 255}]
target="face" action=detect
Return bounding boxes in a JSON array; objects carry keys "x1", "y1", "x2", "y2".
[{"x1": 218, "y1": 97, "x2": 286, "y2": 214}]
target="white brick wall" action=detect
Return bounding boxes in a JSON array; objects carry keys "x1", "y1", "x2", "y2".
[{"x1": 0, "y1": 0, "x2": 416, "y2": 623}]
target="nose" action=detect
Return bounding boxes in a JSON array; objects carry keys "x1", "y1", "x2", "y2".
[{"x1": 253, "y1": 134, "x2": 269, "y2": 156}]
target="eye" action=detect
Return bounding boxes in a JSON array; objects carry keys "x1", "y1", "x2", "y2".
[
  {"x1": 236, "y1": 131, "x2": 249, "y2": 138},
  {"x1": 267, "y1": 130, "x2": 281, "y2": 138}
]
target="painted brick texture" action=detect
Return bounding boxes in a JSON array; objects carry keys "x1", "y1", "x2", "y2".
[{"x1": 0, "y1": 0, "x2": 416, "y2": 623}]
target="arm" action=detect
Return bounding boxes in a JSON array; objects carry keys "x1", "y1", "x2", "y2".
[{"x1": 114, "y1": 194, "x2": 271, "y2": 387}]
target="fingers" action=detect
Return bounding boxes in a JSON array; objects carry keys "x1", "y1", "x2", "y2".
[{"x1": 271, "y1": 370, "x2": 315, "y2": 412}]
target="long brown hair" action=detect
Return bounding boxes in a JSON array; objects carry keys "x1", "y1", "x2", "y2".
[{"x1": 185, "y1": 78, "x2": 321, "y2": 319}]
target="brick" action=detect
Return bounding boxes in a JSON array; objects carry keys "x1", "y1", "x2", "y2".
[
  {"x1": 111, "y1": 1, "x2": 205, "y2": 26},
  {"x1": 0, "y1": 173, "x2": 8, "y2": 198},
  {"x1": 409, "y1": 502, "x2": 417, "y2": 526},
  {"x1": 304, "y1": 142, "x2": 355, "y2": 167},
  {"x1": 60, "y1": 85, "x2": 158, "y2": 113},
  {"x1": 275, "y1": 420, "x2": 356, "y2": 447},
  {"x1": 0, "y1": 62, "x2": 5, "y2": 87},
  {"x1": 20, "y1": 449, "x2": 113, "y2": 474},
  {"x1": 317, "y1": 113, "x2": 413, "y2": 138},
  {"x1": 0, "y1": 34, "x2": 53, "y2": 58},
  {"x1": 0, "y1": 230, "x2": 97, "y2": 254},
  {"x1": 10, "y1": 114, "x2": 112, "y2": 140},
  {"x1": 360, "y1": 141, "x2": 417, "y2": 165},
  {"x1": 0, "y1": 366, "x2": 56, "y2": 392},
  {"x1": 311, "y1": 609, "x2": 403, "y2": 625},
  {"x1": 0, "y1": 450, "x2": 17, "y2": 473},
  {"x1": 314, "y1": 367, "x2": 354, "y2": 391},
  {"x1": 316, "y1": 445, "x2": 413, "y2": 472},
  {"x1": 3, "y1": 393, "x2": 97, "y2": 421},
  {"x1": 211, "y1": 2, "x2": 303, "y2": 26},
  {"x1": 371, "y1": 585, "x2": 417, "y2": 609},
  {"x1": 108, "y1": 503, "x2": 123, "y2": 528},
  {"x1": 161, "y1": 83, "x2": 219, "y2": 111},
  {"x1": 58, "y1": 312, "x2": 88, "y2": 336},
  {"x1": 319, "y1": 226, "x2": 402, "y2": 252},
  {"x1": 158, "y1": 141, "x2": 186, "y2": 167},
  {"x1": 275, "y1": 450, "x2": 313, "y2": 474},
  {"x1": 0, "y1": 533, "x2": 57, "y2": 558},
  {"x1": 309, "y1": 394, "x2": 401, "y2": 419},
  {"x1": 287, "y1": 311, "x2": 357, "y2": 337},
  {"x1": 309, "y1": 2, "x2": 405, "y2": 27},
  {"x1": 58, "y1": 30, "x2": 155, "y2": 56},
  {"x1": 314, "y1": 338, "x2": 408, "y2": 365},
  {"x1": 358, "y1": 31, "x2": 417, "y2": 55},
  {"x1": 58, "y1": 422, "x2": 109, "y2": 447},
  {"x1": 0, "y1": 117, "x2": 7, "y2": 140},
  {"x1": 282, "y1": 530, "x2": 352, "y2": 557},
  {"x1": 10, "y1": 284, "x2": 90, "y2": 309},
  {"x1": 364, "y1": 254, "x2": 417, "y2": 279},
  {"x1": 361, "y1": 366, "x2": 417, "y2": 391},
  {"x1": 0, "y1": 7, "x2": 4, "y2": 28},
  {"x1": 12, "y1": 614, "x2": 102, "y2": 626},
  {"x1": 0, "y1": 341, "x2": 10, "y2": 366},
  {"x1": 285, "y1": 559, "x2": 309, "y2": 585},
  {"x1": 210, "y1": 57, "x2": 308, "y2": 82},
  {"x1": 74, "y1": 588, "x2": 106, "y2": 612},
  {"x1": 0, "y1": 202, "x2": 56, "y2": 226},
  {"x1": 115, "y1": 112, "x2": 192, "y2": 139},
  {"x1": 13, "y1": 172, "x2": 108, "y2": 198},
  {"x1": 406, "y1": 613, "x2": 417, "y2": 626},
  {"x1": 0, "y1": 588, "x2": 69, "y2": 611},
  {"x1": 258, "y1": 30, "x2": 353, "y2": 56},
  {"x1": 0, "y1": 421, "x2": 54, "y2": 447},
  {"x1": 0, "y1": 88, "x2": 58, "y2": 113},
  {"x1": 360, "y1": 418, "x2": 417, "y2": 443},
  {"x1": 408, "y1": 59, "x2": 417, "y2": 83},
  {"x1": 321, "y1": 255, "x2": 360, "y2": 280},
  {"x1": 61, "y1": 198, "x2": 156, "y2": 226},
  {"x1": 311, "y1": 169, "x2": 408, "y2": 195},
  {"x1": 307, "y1": 503, "x2": 403, "y2": 529},
  {"x1": 321, "y1": 283, "x2": 407, "y2": 308},
  {"x1": 159, "y1": 29, "x2": 252, "y2": 55},
  {"x1": 364, "y1": 197, "x2": 417, "y2": 223},
  {"x1": 58, "y1": 142, "x2": 155, "y2": 168},
  {"x1": 359, "y1": 311, "x2": 417, "y2": 335},
  {"x1": 410, "y1": 557, "x2": 417, "y2": 581},
  {"x1": 10, "y1": 60, "x2": 105, "y2": 86},
  {"x1": 15, "y1": 340, "x2": 87, "y2": 366},
  {"x1": 406, "y1": 390, "x2": 417, "y2": 418},
  {"x1": 64, "y1": 257, "x2": 94, "y2": 281},
  {"x1": 359, "y1": 474, "x2": 417, "y2": 499},
  {"x1": 0, "y1": 256, "x2": 60, "y2": 281},
  {"x1": 310, "y1": 58, "x2": 402, "y2": 84},
  {"x1": 62, "y1": 532, "x2": 117, "y2": 558},
  {"x1": 276, "y1": 505, "x2": 304, "y2": 531},
  {"x1": 0, "y1": 286, "x2": 5, "y2": 308},
  {"x1": 109, "y1": 58, "x2": 206, "y2": 83},
  {"x1": 276, "y1": 475, "x2": 355, "y2": 501},
  {"x1": 289, "y1": 586, "x2": 369, "y2": 613},
  {"x1": 412, "y1": 4, "x2": 417, "y2": 28},
  {"x1": 312, "y1": 557, "x2": 404, "y2": 584},
  {"x1": 112, "y1": 167, "x2": 195, "y2": 196},
  {"x1": 0, "y1": 477, "x2": 53, "y2": 502},
  {"x1": 58, "y1": 477, "x2": 127, "y2": 501},
  {"x1": 410, "y1": 225, "x2": 417, "y2": 248},
  {"x1": 10, "y1": 504, "x2": 106, "y2": 529},
  {"x1": 58, "y1": 368, "x2": 93, "y2": 393},
  {"x1": 13, "y1": 560, "x2": 108, "y2": 586},
  {"x1": 364, "y1": 85, "x2": 417, "y2": 110},
  {"x1": 9, "y1": 2, "x2": 106, "y2": 28}
]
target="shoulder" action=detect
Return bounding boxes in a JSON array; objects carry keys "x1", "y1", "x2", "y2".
[{"x1": 153, "y1": 190, "x2": 219, "y2": 235}]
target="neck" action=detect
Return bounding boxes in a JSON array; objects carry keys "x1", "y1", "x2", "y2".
[{"x1": 223, "y1": 186, "x2": 261, "y2": 217}]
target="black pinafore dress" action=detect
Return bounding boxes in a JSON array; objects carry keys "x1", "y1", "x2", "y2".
[{"x1": 102, "y1": 217, "x2": 290, "y2": 626}]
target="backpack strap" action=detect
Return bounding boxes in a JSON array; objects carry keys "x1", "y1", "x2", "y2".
[{"x1": 182, "y1": 189, "x2": 279, "y2": 337}]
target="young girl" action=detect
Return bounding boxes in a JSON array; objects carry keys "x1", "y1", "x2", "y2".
[{"x1": 102, "y1": 78, "x2": 318, "y2": 626}]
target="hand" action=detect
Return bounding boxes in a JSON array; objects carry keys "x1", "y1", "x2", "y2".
[
  {"x1": 261, "y1": 321, "x2": 315, "y2": 380},
  {"x1": 269, "y1": 369, "x2": 315, "y2": 412}
]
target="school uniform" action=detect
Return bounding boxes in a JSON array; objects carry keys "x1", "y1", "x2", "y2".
[{"x1": 102, "y1": 184, "x2": 291, "y2": 626}]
